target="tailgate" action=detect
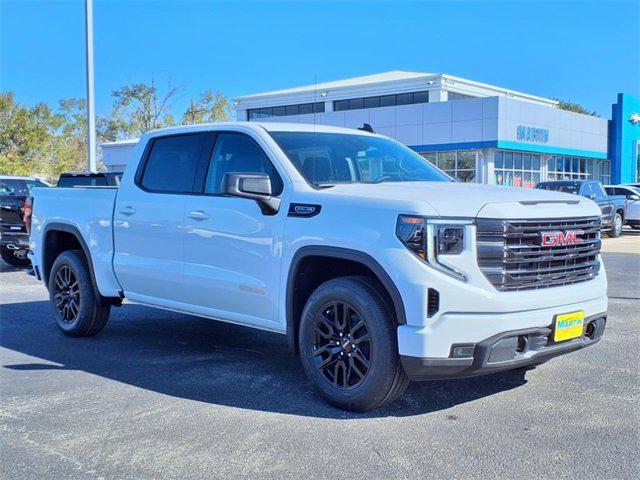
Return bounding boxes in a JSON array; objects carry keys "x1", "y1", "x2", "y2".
[{"x1": 0, "y1": 195, "x2": 27, "y2": 232}]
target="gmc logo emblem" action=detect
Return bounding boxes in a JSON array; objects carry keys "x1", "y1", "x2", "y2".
[{"x1": 540, "y1": 230, "x2": 585, "y2": 247}]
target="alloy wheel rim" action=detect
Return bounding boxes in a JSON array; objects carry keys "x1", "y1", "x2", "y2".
[
  {"x1": 312, "y1": 301, "x2": 371, "y2": 390},
  {"x1": 615, "y1": 216, "x2": 622, "y2": 234},
  {"x1": 54, "y1": 266, "x2": 80, "y2": 323}
]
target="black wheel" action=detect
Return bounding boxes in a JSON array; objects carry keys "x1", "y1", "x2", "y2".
[
  {"x1": 608, "y1": 213, "x2": 623, "y2": 238},
  {"x1": 299, "y1": 276, "x2": 408, "y2": 412},
  {"x1": 48, "y1": 250, "x2": 111, "y2": 337},
  {"x1": 0, "y1": 246, "x2": 30, "y2": 267}
]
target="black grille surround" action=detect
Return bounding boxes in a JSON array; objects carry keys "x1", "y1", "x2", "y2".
[{"x1": 476, "y1": 216, "x2": 601, "y2": 291}]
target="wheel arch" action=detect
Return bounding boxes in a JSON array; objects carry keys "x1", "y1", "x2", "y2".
[
  {"x1": 42, "y1": 222, "x2": 121, "y2": 305},
  {"x1": 286, "y1": 246, "x2": 406, "y2": 353}
]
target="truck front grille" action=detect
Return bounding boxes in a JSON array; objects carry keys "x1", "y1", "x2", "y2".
[{"x1": 476, "y1": 217, "x2": 601, "y2": 291}]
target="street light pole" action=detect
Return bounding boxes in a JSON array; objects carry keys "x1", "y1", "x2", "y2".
[{"x1": 84, "y1": 0, "x2": 97, "y2": 172}]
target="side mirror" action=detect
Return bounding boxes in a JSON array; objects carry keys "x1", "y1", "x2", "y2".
[
  {"x1": 223, "y1": 172, "x2": 280, "y2": 215},
  {"x1": 587, "y1": 193, "x2": 597, "y2": 200},
  {"x1": 630, "y1": 195, "x2": 640, "y2": 201}
]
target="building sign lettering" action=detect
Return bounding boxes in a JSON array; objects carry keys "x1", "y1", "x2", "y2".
[{"x1": 517, "y1": 125, "x2": 549, "y2": 143}]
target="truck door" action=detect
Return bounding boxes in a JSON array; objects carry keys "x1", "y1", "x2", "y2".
[
  {"x1": 113, "y1": 133, "x2": 208, "y2": 305},
  {"x1": 182, "y1": 131, "x2": 288, "y2": 331},
  {"x1": 592, "y1": 182, "x2": 613, "y2": 224}
]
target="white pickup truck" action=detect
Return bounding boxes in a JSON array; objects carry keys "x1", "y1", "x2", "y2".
[{"x1": 29, "y1": 122, "x2": 608, "y2": 411}]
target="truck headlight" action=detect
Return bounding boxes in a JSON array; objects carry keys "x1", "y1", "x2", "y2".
[
  {"x1": 435, "y1": 225, "x2": 464, "y2": 255},
  {"x1": 396, "y1": 216, "x2": 470, "y2": 281}
]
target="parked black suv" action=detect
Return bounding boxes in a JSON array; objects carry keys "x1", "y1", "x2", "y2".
[
  {"x1": 536, "y1": 180, "x2": 626, "y2": 237},
  {"x1": 0, "y1": 176, "x2": 49, "y2": 266}
]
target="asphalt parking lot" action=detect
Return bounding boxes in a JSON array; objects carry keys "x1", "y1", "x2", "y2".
[{"x1": 1, "y1": 229, "x2": 638, "y2": 480}]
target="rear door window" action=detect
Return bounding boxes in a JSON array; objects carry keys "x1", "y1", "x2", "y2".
[{"x1": 140, "y1": 134, "x2": 205, "y2": 193}]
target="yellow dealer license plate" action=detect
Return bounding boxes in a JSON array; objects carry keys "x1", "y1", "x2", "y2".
[{"x1": 553, "y1": 311, "x2": 585, "y2": 342}]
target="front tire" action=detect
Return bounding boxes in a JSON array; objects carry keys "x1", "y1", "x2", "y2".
[
  {"x1": 0, "y1": 246, "x2": 30, "y2": 267},
  {"x1": 48, "y1": 250, "x2": 111, "y2": 337},
  {"x1": 298, "y1": 276, "x2": 408, "y2": 412},
  {"x1": 608, "y1": 212, "x2": 623, "y2": 238}
]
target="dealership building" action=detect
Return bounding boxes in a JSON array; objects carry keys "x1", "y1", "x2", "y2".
[{"x1": 233, "y1": 71, "x2": 640, "y2": 186}]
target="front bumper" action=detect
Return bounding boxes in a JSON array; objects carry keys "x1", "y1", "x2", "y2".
[{"x1": 401, "y1": 314, "x2": 606, "y2": 380}]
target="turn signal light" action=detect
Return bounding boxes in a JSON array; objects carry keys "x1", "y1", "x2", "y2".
[{"x1": 396, "y1": 215, "x2": 426, "y2": 259}]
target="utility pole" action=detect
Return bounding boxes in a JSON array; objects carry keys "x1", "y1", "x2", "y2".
[{"x1": 85, "y1": 0, "x2": 97, "y2": 172}]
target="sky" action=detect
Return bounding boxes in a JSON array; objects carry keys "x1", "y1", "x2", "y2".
[{"x1": 1, "y1": 0, "x2": 639, "y2": 120}]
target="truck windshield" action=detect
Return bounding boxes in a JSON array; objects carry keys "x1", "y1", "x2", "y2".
[{"x1": 269, "y1": 132, "x2": 451, "y2": 186}]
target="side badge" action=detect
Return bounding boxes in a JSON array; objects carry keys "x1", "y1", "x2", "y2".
[{"x1": 288, "y1": 203, "x2": 322, "y2": 218}]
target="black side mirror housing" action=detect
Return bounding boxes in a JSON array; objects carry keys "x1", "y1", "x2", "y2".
[{"x1": 223, "y1": 172, "x2": 281, "y2": 215}]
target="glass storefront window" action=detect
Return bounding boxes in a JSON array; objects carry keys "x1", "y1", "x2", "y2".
[
  {"x1": 419, "y1": 150, "x2": 477, "y2": 182},
  {"x1": 494, "y1": 149, "x2": 542, "y2": 188},
  {"x1": 548, "y1": 154, "x2": 598, "y2": 181},
  {"x1": 599, "y1": 160, "x2": 611, "y2": 184},
  {"x1": 439, "y1": 152, "x2": 456, "y2": 171},
  {"x1": 504, "y1": 152, "x2": 513, "y2": 169}
]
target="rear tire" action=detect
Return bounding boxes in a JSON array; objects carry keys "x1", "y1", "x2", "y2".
[
  {"x1": 48, "y1": 250, "x2": 111, "y2": 337},
  {"x1": 0, "y1": 246, "x2": 30, "y2": 267},
  {"x1": 608, "y1": 213, "x2": 623, "y2": 238},
  {"x1": 298, "y1": 276, "x2": 408, "y2": 412}
]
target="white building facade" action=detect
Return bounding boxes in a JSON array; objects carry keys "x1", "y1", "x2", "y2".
[
  {"x1": 100, "y1": 139, "x2": 138, "y2": 172},
  {"x1": 233, "y1": 71, "x2": 611, "y2": 187}
]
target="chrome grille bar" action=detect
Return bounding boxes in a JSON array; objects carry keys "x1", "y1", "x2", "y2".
[{"x1": 476, "y1": 216, "x2": 601, "y2": 291}]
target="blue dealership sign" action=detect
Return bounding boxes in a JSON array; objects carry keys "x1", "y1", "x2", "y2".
[{"x1": 517, "y1": 125, "x2": 549, "y2": 143}]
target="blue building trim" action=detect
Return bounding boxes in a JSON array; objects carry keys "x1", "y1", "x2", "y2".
[
  {"x1": 609, "y1": 93, "x2": 640, "y2": 184},
  {"x1": 409, "y1": 140, "x2": 607, "y2": 159},
  {"x1": 408, "y1": 141, "x2": 498, "y2": 152},
  {"x1": 497, "y1": 141, "x2": 607, "y2": 159}
]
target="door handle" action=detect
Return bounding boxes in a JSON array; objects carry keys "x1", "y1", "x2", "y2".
[
  {"x1": 119, "y1": 206, "x2": 136, "y2": 216},
  {"x1": 188, "y1": 210, "x2": 209, "y2": 220}
]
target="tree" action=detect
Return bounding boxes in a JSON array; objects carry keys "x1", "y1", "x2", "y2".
[
  {"x1": 555, "y1": 99, "x2": 598, "y2": 117},
  {"x1": 0, "y1": 93, "x2": 93, "y2": 178},
  {"x1": 49, "y1": 98, "x2": 92, "y2": 177},
  {"x1": 0, "y1": 92, "x2": 54, "y2": 176},
  {"x1": 109, "y1": 78, "x2": 184, "y2": 137},
  {"x1": 183, "y1": 90, "x2": 231, "y2": 124},
  {"x1": 0, "y1": 79, "x2": 231, "y2": 180}
]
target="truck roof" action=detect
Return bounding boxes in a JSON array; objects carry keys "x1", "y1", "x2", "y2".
[{"x1": 143, "y1": 121, "x2": 379, "y2": 138}]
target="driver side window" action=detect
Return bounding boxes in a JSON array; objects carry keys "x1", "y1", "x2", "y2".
[
  {"x1": 204, "y1": 133, "x2": 283, "y2": 195},
  {"x1": 592, "y1": 183, "x2": 606, "y2": 200}
]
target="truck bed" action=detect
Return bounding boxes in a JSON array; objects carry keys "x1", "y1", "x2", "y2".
[{"x1": 30, "y1": 187, "x2": 122, "y2": 297}]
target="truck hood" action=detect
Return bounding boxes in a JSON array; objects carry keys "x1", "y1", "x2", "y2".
[{"x1": 323, "y1": 181, "x2": 601, "y2": 219}]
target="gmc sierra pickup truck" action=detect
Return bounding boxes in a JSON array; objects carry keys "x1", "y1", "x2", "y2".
[{"x1": 29, "y1": 123, "x2": 608, "y2": 411}]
